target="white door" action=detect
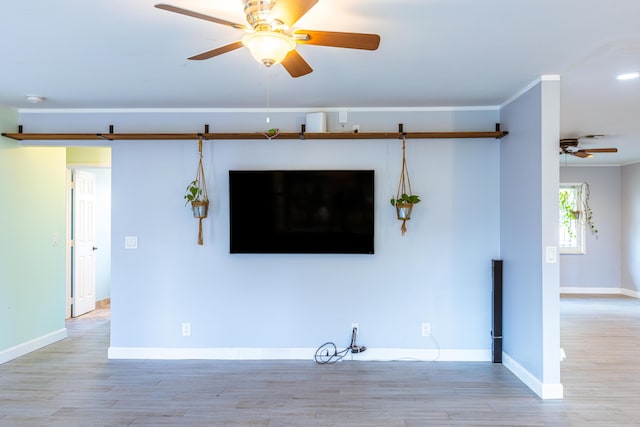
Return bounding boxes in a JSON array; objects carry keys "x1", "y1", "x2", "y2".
[{"x1": 72, "y1": 170, "x2": 97, "y2": 317}]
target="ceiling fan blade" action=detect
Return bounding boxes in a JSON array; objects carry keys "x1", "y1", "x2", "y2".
[
  {"x1": 582, "y1": 148, "x2": 618, "y2": 153},
  {"x1": 281, "y1": 49, "x2": 313, "y2": 78},
  {"x1": 271, "y1": 0, "x2": 319, "y2": 27},
  {"x1": 294, "y1": 30, "x2": 381, "y2": 50},
  {"x1": 573, "y1": 150, "x2": 593, "y2": 158},
  {"x1": 155, "y1": 4, "x2": 247, "y2": 30},
  {"x1": 188, "y1": 41, "x2": 244, "y2": 60}
]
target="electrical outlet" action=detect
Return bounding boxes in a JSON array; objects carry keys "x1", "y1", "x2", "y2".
[
  {"x1": 351, "y1": 323, "x2": 359, "y2": 334},
  {"x1": 182, "y1": 322, "x2": 191, "y2": 337},
  {"x1": 352, "y1": 124, "x2": 360, "y2": 133},
  {"x1": 421, "y1": 322, "x2": 431, "y2": 337}
]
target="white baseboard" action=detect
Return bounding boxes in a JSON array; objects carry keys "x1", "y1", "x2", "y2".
[
  {"x1": 357, "y1": 348, "x2": 491, "y2": 362},
  {"x1": 0, "y1": 328, "x2": 68, "y2": 365},
  {"x1": 560, "y1": 287, "x2": 640, "y2": 298},
  {"x1": 622, "y1": 288, "x2": 640, "y2": 298},
  {"x1": 108, "y1": 347, "x2": 316, "y2": 360},
  {"x1": 108, "y1": 346, "x2": 491, "y2": 362},
  {"x1": 502, "y1": 352, "x2": 563, "y2": 399}
]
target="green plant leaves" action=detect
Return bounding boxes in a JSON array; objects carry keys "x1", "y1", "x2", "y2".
[
  {"x1": 184, "y1": 180, "x2": 204, "y2": 205},
  {"x1": 390, "y1": 193, "x2": 421, "y2": 206}
]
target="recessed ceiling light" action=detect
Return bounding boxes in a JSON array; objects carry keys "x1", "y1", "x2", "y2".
[{"x1": 616, "y1": 72, "x2": 639, "y2": 81}]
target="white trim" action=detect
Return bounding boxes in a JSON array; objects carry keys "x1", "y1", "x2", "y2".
[
  {"x1": 500, "y1": 75, "x2": 561, "y2": 110},
  {"x1": 502, "y1": 352, "x2": 564, "y2": 399},
  {"x1": 18, "y1": 106, "x2": 501, "y2": 115},
  {"x1": 108, "y1": 347, "x2": 316, "y2": 360},
  {"x1": 0, "y1": 328, "x2": 68, "y2": 365},
  {"x1": 500, "y1": 78, "x2": 542, "y2": 109},
  {"x1": 560, "y1": 287, "x2": 640, "y2": 298},
  {"x1": 65, "y1": 168, "x2": 72, "y2": 320},
  {"x1": 67, "y1": 162, "x2": 111, "y2": 169},
  {"x1": 622, "y1": 288, "x2": 640, "y2": 298},
  {"x1": 107, "y1": 346, "x2": 491, "y2": 362},
  {"x1": 622, "y1": 159, "x2": 640, "y2": 167},
  {"x1": 359, "y1": 348, "x2": 490, "y2": 362},
  {"x1": 561, "y1": 163, "x2": 625, "y2": 168}
]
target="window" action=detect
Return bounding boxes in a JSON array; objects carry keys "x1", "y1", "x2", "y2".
[
  {"x1": 559, "y1": 184, "x2": 584, "y2": 253},
  {"x1": 559, "y1": 182, "x2": 596, "y2": 254}
]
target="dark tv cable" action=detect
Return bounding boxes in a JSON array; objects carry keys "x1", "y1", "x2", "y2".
[{"x1": 314, "y1": 327, "x2": 367, "y2": 364}]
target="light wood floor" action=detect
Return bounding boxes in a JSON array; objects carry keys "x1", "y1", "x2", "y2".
[{"x1": 1, "y1": 295, "x2": 638, "y2": 426}]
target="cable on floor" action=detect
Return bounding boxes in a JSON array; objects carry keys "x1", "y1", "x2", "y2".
[{"x1": 315, "y1": 327, "x2": 366, "y2": 364}]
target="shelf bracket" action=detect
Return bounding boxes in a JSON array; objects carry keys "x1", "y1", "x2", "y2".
[
  {"x1": 398, "y1": 123, "x2": 407, "y2": 139},
  {"x1": 97, "y1": 124, "x2": 115, "y2": 141}
]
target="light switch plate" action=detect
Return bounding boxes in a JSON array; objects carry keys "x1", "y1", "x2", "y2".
[
  {"x1": 125, "y1": 236, "x2": 138, "y2": 249},
  {"x1": 545, "y1": 246, "x2": 557, "y2": 263}
]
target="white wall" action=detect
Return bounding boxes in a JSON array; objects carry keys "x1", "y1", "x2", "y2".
[
  {"x1": 559, "y1": 166, "x2": 621, "y2": 291},
  {"x1": 21, "y1": 108, "x2": 502, "y2": 360},
  {"x1": 621, "y1": 162, "x2": 640, "y2": 294}
]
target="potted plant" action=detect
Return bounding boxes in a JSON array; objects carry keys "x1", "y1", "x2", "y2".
[
  {"x1": 392, "y1": 136, "x2": 421, "y2": 235},
  {"x1": 184, "y1": 179, "x2": 208, "y2": 219},
  {"x1": 390, "y1": 193, "x2": 421, "y2": 220},
  {"x1": 559, "y1": 189, "x2": 577, "y2": 239},
  {"x1": 185, "y1": 139, "x2": 209, "y2": 245},
  {"x1": 578, "y1": 182, "x2": 597, "y2": 235}
]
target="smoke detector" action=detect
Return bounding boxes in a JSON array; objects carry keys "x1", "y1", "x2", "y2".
[{"x1": 26, "y1": 95, "x2": 46, "y2": 104}]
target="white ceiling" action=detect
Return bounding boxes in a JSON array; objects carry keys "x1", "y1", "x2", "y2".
[{"x1": 1, "y1": 0, "x2": 639, "y2": 165}]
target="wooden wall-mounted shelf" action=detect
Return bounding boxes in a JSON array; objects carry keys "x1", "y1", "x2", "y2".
[{"x1": 2, "y1": 124, "x2": 508, "y2": 142}]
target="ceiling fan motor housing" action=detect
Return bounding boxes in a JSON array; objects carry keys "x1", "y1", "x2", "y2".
[
  {"x1": 560, "y1": 138, "x2": 579, "y2": 148},
  {"x1": 244, "y1": 0, "x2": 280, "y2": 29}
]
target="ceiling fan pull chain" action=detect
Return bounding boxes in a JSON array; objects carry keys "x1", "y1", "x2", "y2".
[{"x1": 266, "y1": 67, "x2": 271, "y2": 124}]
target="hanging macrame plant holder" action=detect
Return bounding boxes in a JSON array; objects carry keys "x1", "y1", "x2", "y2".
[
  {"x1": 189, "y1": 138, "x2": 209, "y2": 245},
  {"x1": 393, "y1": 135, "x2": 419, "y2": 235}
]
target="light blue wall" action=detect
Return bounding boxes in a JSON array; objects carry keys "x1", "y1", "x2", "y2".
[
  {"x1": 560, "y1": 166, "x2": 621, "y2": 290},
  {"x1": 621, "y1": 162, "x2": 640, "y2": 293},
  {"x1": 21, "y1": 109, "x2": 502, "y2": 355},
  {"x1": 500, "y1": 84, "x2": 544, "y2": 375},
  {"x1": 0, "y1": 107, "x2": 67, "y2": 361},
  {"x1": 500, "y1": 78, "x2": 561, "y2": 396}
]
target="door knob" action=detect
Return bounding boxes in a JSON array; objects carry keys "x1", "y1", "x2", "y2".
[{"x1": 92, "y1": 246, "x2": 98, "y2": 251}]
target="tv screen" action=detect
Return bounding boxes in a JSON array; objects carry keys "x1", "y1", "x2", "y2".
[{"x1": 229, "y1": 170, "x2": 374, "y2": 254}]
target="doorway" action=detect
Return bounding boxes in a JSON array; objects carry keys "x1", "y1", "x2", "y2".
[{"x1": 65, "y1": 147, "x2": 111, "y2": 319}]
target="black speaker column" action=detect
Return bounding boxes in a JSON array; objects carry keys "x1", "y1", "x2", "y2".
[{"x1": 491, "y1": 259, "x2": 503, "y2": 363}]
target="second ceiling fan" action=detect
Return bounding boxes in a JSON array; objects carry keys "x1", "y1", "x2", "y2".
[
  {"x1": 155, "y1": 0, "x2": 381, "y2": 78},
  {"x1": 560, "y1": 135, "x2": 618, "y2": 158}
]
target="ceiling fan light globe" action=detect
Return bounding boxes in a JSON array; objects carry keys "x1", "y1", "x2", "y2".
[{"x1": 242, "y1": 31, "x2": 295, "y2": 67}]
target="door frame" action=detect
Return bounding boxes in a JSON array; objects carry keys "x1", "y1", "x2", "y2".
[{"x1": 65, "y1": 164, "x2": 111, "y2": 319}]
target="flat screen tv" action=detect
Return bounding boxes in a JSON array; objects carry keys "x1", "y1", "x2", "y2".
[{"x1": 229, "y1": 170, "x2": 374, "y2": 254}]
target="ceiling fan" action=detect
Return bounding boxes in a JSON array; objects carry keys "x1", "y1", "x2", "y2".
[
  {"x1": 155, "y1": 0, "x2": 381, "y2": 78},
  {"x1": 559, "y1": 135, "x2": 618, "y2": 158}
]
